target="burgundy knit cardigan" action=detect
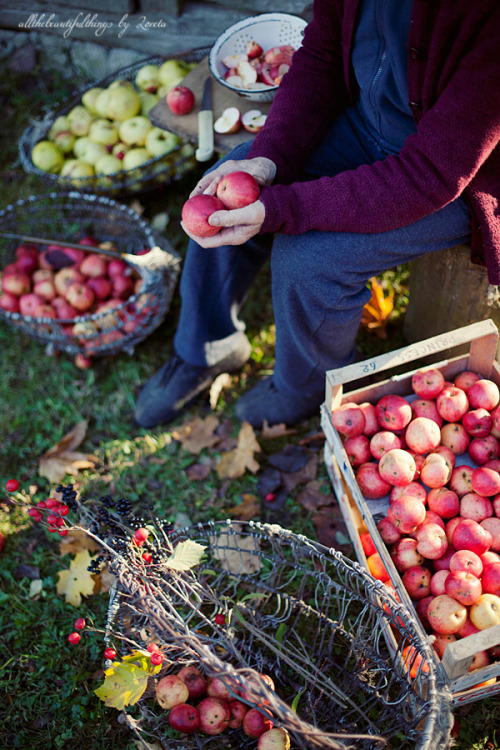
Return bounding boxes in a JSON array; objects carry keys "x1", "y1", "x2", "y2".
[{"x1": 248, "y1": 0, "x2": 500, "y2": 284}]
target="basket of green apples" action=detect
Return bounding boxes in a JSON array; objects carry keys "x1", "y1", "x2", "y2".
[{"x1": 18, "y1": 52, "x2": 207, "y2": 196}]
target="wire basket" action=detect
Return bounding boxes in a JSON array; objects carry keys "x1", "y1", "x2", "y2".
[
  {"x1": 104, "y1": 520, "x2": 453, "y2": 750},
  {"x1": 0, "y1": 192, "x2": 180, "y2": 358},
  {"x1": 18, "y1": 52, "x2": 208, "y2": 196}
]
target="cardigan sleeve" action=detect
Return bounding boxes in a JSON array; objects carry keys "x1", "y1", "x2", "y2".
[{"x1": 248, "y1": 3, "x2": 500, "y2": 238}]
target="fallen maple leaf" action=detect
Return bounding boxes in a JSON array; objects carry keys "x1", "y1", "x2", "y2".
[
  {"x1": 361, "y1": 277, "x2": 394, "y2": 339},
  {"x1": 38, "y1": 420, "x2": 99, "y2": 483},
  {"x1": 215, "y1": 422, "x2": 261, "y2": 479},
  {"x1": 172, "y1": 415, "x2": 221, "y2": 454},
  {"x1": 186, "y1": 460, "x2": 214, "y2": 481},
  {"x1": 281, "y1": 454, "x2": 319, "y2": 493},
  {"x1": 59, "y1": 530, "x2": 101, "y2": 556},
  {"x1": 56, "y1": 549, "x2": 97, "y2": 606}
]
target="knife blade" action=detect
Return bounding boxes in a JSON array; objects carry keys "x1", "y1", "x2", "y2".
[{"x1": 196, "y1": 77, "x2": 215, "y2": 162}]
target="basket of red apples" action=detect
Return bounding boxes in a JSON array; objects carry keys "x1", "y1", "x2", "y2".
[
  {"x1": 103, "y1": 519, "x2": 452, "y2": 750},
  {"x1": 0, "y1": 191, "x2": 180, "y2": 365},
  {"x1": 209, "y1": 13, "x2": 307, "y2": 102},
  {"x1": 18, "y1": 53, "x2": 207, "y2": 196}
]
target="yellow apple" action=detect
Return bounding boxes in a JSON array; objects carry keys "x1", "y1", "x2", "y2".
[
  {"x1": 470, "y1": 593, "x2": 500, "y2": 630},
  {"x1": 31, "y1": 140, "x2": 65, "y2": 173},
  {"x1": 106, "y1": 86, "x2": 141, "y2": 121}
]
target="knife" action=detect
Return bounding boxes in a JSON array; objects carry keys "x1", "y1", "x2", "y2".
[{"x1": 196, "y1": 77, "x2": 215, "y2": 162}]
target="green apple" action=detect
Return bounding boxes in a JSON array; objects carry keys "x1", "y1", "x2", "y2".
[
  {"x1": 81, "y1": 87, "x2": 104, "y2": 115},
  {"x1": 158, "y1": 59, "x2": 189, "y2": 91},
  {"x1": 31, "y1": 140, "x2": 65, "y2": 173},
  {"x1": 106, "y1": 87, "x2": 141, "y2": 121},
  {"x1": 139, "y1": 91, "x2": 159, "y2": 117},
  {"x1": 53, "y1": 130, "x2": 76, "y2": 154},
  {"x1": 94, "y1": 89, "x2": 112, "y2": 118},
  {"x1": 135, "y1": 64, "x2": 160, "y2": 93},
  {"x1": 48, "y1": 115, "x2": 69, "y2": 141},
  {"x1": 118, "y1": 116, "x2": 152, "y2": 146},
  {"x1": 67, "y1": 105, "x2": 93, "y2": 136},
  {"x1": 145, "y1": 127, "x2": 180, "y2": 158},
  {"x1": 108, "y1": 78, "x2": 136, "y2": 90},
  {"x1": 123, "y1": 147, "x2": 151, "y2": 171},
  {"x1": 60, "y1": 159, "x2": 95, "y2": 187},
  {"x1": 95, "y1": 154, "x2": 123, "y2": 175},
  {"x1": 89, "y1": 118, "x2": 119, "y2": 146},
  {"x1": 73, "y1": 136, "x2": 107, "y2": 166}
]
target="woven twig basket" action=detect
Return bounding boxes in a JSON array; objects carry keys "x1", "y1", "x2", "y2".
[{"x1": 104, "y1": 520, "x2": 453, "y2": 750}]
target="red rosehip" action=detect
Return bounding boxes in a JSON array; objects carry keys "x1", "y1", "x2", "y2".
[
  {"x1": 58, "y1": 504, "x2": 70, "y2": 516},
  {"x1": 5, "y1": 479, "x2": 19, "y2": 492},
  {"x1": 147, "y1": 643, "x2": 160, "y2": 653},
  {"x1": 28, "y1": 508, "x2": 43, "y2": 521},
  {"x1": 214, "y1": 613, "x2": 226, "y2": 626},
  {"x1": 142, "y1": 552, "x2": 153, "y2": 564},
  {"x1": 68, "y1": 632, "x2": 81, "y2": 645},
  {"x1": 47, "y1": 514, "x2": 57, "y2": 525},
  {"x1": 134, "y1": 527, "x2": 149, "y2": 542},
  {"x1": 37, "y1": 501, "x2": 47, "y2": 509},
  {"x1": 74, "y1": 617, "x2": 86, "y2": 630},
  {"x1": 104, "y1": 647, "x2": 117, "y2": 660},
  {"x1": 150, "y1": 652, "x2": 164, "y2": 666},
  {"x1": 45, "y1": 497, "x2": 57, "y2": 508},
  {"x1": 264, "y1": 493, "x2": 276, "y2": 502},
  {"x1": 58, "y1": 529, "x2": 68, "y2": 537}
]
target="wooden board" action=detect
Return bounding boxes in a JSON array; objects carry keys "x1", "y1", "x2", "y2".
[{"x1": 148, "y1": 56, "x2": 273, "y2": 154}]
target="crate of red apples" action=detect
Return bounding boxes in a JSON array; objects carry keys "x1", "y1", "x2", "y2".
[
  {"x1": 0, "y1": 192, "x2": 180, "y2": 365},
  {"x1": 321, "y1": 319, "x2": 500, "y2": 705}
]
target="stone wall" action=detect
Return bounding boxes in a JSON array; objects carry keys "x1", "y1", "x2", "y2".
[{"x1": 0, "y1": 1, "x2": 308, "y2": 82}]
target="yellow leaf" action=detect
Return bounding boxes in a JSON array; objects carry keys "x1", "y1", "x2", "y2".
[
  {"x1": 228, "y1": 493, "x2": 260, "y2": 520},
  {"x1": 56, "y1": 550, "x2": 96, "y2": 606},
  {"x1": 59, "y1": 530, "x2": 101, "y2": 557},
  {"x1": 216, "y1": 422, "x2": 261, "y2": 479},
  {"x1": 95, "y1": 651, "x2": 161, "y2": 710},
  {"x1": 361, "y1": 277, "x2": 394, "y2": 338}
]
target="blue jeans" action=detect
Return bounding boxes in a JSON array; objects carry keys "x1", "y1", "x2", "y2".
[{"x1": 174, "y1": 109, "x2": 471, "y2": 402}]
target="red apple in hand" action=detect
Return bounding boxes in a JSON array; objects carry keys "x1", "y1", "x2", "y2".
[
  {"x1": 166, "y1": 85, "x2": 195, "y2": 115},
  {"x1": 216, "y1": 171, "x2": 261, "y2": 210},
  {"x1": 182, "y1": 194, "x2": 226, "y2": 238}
]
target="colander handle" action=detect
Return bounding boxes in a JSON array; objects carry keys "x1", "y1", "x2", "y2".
[{"x1": 0, "y1": 232, "x2": 128, "y2": 260}]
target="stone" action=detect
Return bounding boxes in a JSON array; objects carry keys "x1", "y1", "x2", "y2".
[{"x1": 7, "y1": 43, "x2": 37, "y2": 73}]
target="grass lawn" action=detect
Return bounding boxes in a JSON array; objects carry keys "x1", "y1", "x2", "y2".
[{"x1": 0, "y1": 61, "x2": 499, "y2": 750}]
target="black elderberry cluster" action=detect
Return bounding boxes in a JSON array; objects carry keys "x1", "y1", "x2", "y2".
[{"x1": 56, "y1": 484, "x2": 79, "y2": 512}]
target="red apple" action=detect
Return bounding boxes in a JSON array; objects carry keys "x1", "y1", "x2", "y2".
[
  {"x1": 390, "y1": 537, "x2": 424, "y2": 572},
  {"x1": 440, "y1": 423, "x2": 471, "y2": 455},
  {"x1": 480, "y1": 518, "x2": 500, "y2": 552},
  {"x1": 460, "y1": 491, "x2": 494, "y2": 522},
  {"x1": 19, "y1": 293, "x2": 44, "y2": 317},
  {"x1": 482, "y1": 562, "x2": 500, "y2": 595},
  {"x1": 377, "y1": 517, "x2": 402, "y2": 545},
  {"x1": 356, "y1": 462, "x2": 391, "y2": 498},
  {"x1": 215, "y1": 171, "x2": 261, "y2": 210},
  {"x1": 405, "y1": 417, "x2": 441, "y2": 454},
  {"x1": 387, "y1": 495, "x2": 426, "y2": 533},
  {"x1": 15, "y1": 252, "x2": 38, "y2": 274},
  {"x1": 0, "y1": 293, "x2": 20, "y2": 312},
  {"x1": 54, "y1": 266, "x2": 84, "y2": 297},
  {"x1": 198, "y1": 696, "x2": 230, "y2": 735},
  {"x1": 242, "y1": 708, "x2": 273, "y2": 739},
  {"x1": 65, "y1": 282, "x2": 95, "y2": 312},
  {"x1": 411, "y1": 398, "x2": 443, "y2": 427},
  {"x1": 228, "y1": 699, "x2": 248, "y2": 729},
  {"x1": 156, "y1": 674, "x2": 190, "y2": 709},
  {"x1": 181, "y1": 194, "x2": 225, "y2": 238},
  {"x1": 471, "y1": 466, "x2": 500, "y2": 497},
  {"x1": 166, "y1": 85, "x2": 195, "y2": 115},
  {"x1": 168, "y1": 703, "x2": 200, "y2": 734},
  {"x1": 402, "y1": 565, "x2": 432, "y2": 599},
  {"x1": 436, "y1": 386, "x2": 469, "y2": 422},
  {"x1": 2, "y1": 270, "x2": 31, "y2": 296},
  {"x1": 79, "y1": 254, "x2": 108, "y2": 278},
  {"x1": 420, "y1": 453, "x2": 451, "y2": 488},
  {"x1": 370, "y1": 430, "x2": 401, "y2": 460},
  {"x1": 452, "y1": 519, "x2": 493, "y2": 556},
  {"x1": 467, "y1": 379, "x2": 500, "y2": 411},
  {"x1": 366, "y1": 552, "x2": 390, "y2": 581},
  {"x1": 331, "y1": 402, "x2": 365, "y2": 437},
  {"x1": 87, "y1": 275, "x2": 112, "y2": 300},
  {"x1": 463, "y1": 408, "x2": 493, "y2": 438},
  {"x1": 33, "y1": 278, "x2": 56, "y2": 302},
  {"x1": 449, "y1": 549, "x2": 483, "y2": 577},
  {"x1": 454, "y1": 370, "x2": 481, "y2": 392},
  {"x1": 375, "y1": 394, "x2": 412, "y2": 431},
  {"x1": 112, "y1": 273, "x2": 134, "y2": 299},
  {"x1": 343, "y1": 434, "x2": 371, "y2": 467},
  {"x1": 416, "y1": 523, "x2": 448, "y2": 560},
  {"x1": 469, "y1": 435, "x2": 500, "y2": 465},
  {"x1": 430, "y1": 569, "x2": 450, "y2": 596},
  {"x1": 206, "y1": 676, "x2": 232, "y2": 701},
  {"x1": 379, "y1": 449, "x2": 416, "y2": 487},
  {"x1": 449, "y1": 465, "x2": 474, "y2": 496},
  {"x1": 427, "y1": 594, "x2": 468, "y2": 634},
  {"x1": 390, "y1": 482, "x2": 427, "y2": 504},
  {"x1": 427, "y1": 487, "x2": 459, "y2": 520},
  {"x1": 411, "y1": 368, "x2": 445, "y2": 399},
  {"x1": 359, "y1": 401, "x2": 379, "y2": 436},
  {"x1": 445, "y1": 570, "x2": 482, "y2": 605},
  {"x1": 432, "y1": 632, "x2": 456, "y2": 659},
  {"x1": 177, "y1": 665, "x2": 207, "y2": 699},
  {"x1": 433, "y1": 544, "x2": 456, "y2": 571}
]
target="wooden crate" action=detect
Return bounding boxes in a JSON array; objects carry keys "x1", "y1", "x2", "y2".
[{"x1": 321, "y1": 319, "x2": 500, "y2": 706}]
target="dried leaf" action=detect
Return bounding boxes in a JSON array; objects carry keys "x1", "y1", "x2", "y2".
[
  {"x1": 268, "y1": 445, "x2": 309, "y2": 473},
  {"x1": 297, "y1": 480, "x2": 334, "y2": 512},
  {"x1": 172, "y1": 415, "x2": 221, "y2": 454},
  {"x1": 29, "y1": 579, "x2": 43, "y2": 598},
  {"x1": 209, "y1": 372, "x2": 232, "y2": 409},
  {"x1": 215, "y1": 422, "x2": 261, "y2": 479},
  {"x1": 228, "y1": 493, "x2": 260, "y2": 521},
  {"x1": 261, "y1": 420, "x2": 296, "y2": 438},
  {"x1": 361, "y1": 277, "x2": 394, "y2": 338},
  {"x1": 282, "y1": 453, "x2": 318, "y2": 493},
  {"x1": 312, "y1": 505, "x2": 350, "y2": 549},
  {"x1": 38, "y1": 421, "x2": 99, "y2": 483},
  {"x1": 56, "y1": 550, "x2": 96, "y2": 606},
  {"x1": 257, "y1": 468, "x2": 282, "y2": 497},
  {"x1": 165, "y1": 540, "x2": 206, "y2": 571},
  {"x1": 92, "y1": 565, "x2": 116, "y2": 594},
  {"x1": 186, "y1": 461, "x2": 214, "y2": 481},
  {"x1": 59, "y1": 530, "x2": 101, "y2": 556},
  {"x1": 210, "y1": 528, "x2": 261, "y2": 575}
]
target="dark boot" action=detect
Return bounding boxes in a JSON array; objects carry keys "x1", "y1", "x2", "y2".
[{"x1": 235, "y1": 376, "x2": 322, "y2": 427}]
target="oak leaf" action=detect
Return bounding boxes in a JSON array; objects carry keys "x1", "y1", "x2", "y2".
[
  {"x1": 56, "y1": 549, "x2": 96, "y2": 606},
  {"x1": 172, "y1": 415, "x2": 221, "y2": 454},
  {"x1": 215, "y1": 422, "x2": 261, "y2": 479},
  {"x1": 38, "y1": 420, "x2": 99, "y2": 483},
  {"x1": 59, "y1": 530, "x2": 101, "y2": 556}
]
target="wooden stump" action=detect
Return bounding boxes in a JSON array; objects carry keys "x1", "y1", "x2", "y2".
[{"x1": 404, "y1": 244, "x2": 500, "y2": 361}]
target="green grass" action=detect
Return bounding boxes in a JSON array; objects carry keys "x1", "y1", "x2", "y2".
[{"x1": 1, "y1": 63, "x2": 499, "y2": 750}]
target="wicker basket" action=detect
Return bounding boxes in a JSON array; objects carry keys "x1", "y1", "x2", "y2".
[
  {"x1": 104, "y1": 520, "x2": 454, "y2": 750},
  {"x1": 0, "y1": 192, "x2": 180, "y2": 358},
  {"x1": 18, "y1": 52, "x2": 208, "y2": 196}
]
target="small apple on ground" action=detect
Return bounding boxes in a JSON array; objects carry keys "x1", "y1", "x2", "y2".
[
  {"x1": 156, "y1": 674, "x2": 189, "y2": 709},
  {"x1": 168, "y1": 703, "x2": 200, "y2": 734},
  {"x1": 198, "y1": 696, "x2": 230, "y2": 735}
]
